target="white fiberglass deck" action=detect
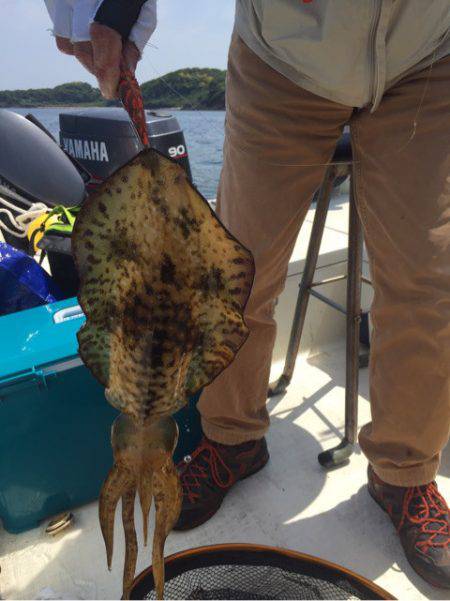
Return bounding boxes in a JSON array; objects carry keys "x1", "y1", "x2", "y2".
[{"x1": 2, "y1": 191, "x2": 449, "y2": 600}]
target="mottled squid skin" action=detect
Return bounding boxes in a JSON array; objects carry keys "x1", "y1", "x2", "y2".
[{"x1": 72, "y1": 149, "x2": 254, "y2": 599}]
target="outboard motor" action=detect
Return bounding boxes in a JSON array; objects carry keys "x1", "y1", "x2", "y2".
[{"x1": 59, "y1": 108, "x2": 192, "y2": 187}]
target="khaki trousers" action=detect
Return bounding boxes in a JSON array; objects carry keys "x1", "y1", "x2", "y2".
[{"x1": 198, "y1": 34, "x2": 450, "y2": 487}]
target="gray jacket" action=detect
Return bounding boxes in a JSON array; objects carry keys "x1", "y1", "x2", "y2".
[{"x1": 235, "y1": 0, "x2": 450, "y2": 110}]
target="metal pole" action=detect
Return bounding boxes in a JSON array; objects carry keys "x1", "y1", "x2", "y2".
[
  {"x1": 344, "y1": 177, "x2": 363, "y2": 444},
  {"x1": 268, "y1": 165, "x2": 336, "y2": 396},
  {"x1": 318, "y1": 169, "x2": 363, "y2": 467}
]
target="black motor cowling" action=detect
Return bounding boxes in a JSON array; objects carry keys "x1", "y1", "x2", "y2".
[{"x1": 59, "y1": 108, "x2": 192, "y2": 186}]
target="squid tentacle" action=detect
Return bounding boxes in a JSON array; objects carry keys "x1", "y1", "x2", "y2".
[
  {"x1": 122, "y1": 486, "x2": 138, "y2": 600},
  {"x1": 138, "y1": 471, "x2": 154, "y2": 547},
  {"x1": 152, "y1": 462, "x2": 183, "y2": 600},
  {"x1": 99, "y1": 465, "x2": 133, "y2": 570}
]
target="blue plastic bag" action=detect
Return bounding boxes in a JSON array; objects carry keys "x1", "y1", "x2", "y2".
[{"x1": 0, "y1": 242, "x2": 63, "y2": 316}]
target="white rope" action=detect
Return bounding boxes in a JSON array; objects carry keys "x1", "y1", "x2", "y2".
[{"x1": 0, "y1": 195, "x2": 49, "y2": 239}]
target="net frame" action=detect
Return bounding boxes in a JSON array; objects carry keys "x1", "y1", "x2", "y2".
[{"x1": 129, "y1": 544, "x2": 395, "y2": 600}]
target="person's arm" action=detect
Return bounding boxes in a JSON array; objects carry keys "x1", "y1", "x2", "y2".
[{"x1": 44, "y1": 0, "x2": 157, "y2": 98}]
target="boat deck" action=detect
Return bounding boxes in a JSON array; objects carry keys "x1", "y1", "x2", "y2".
[{"x1": 2, "y1": 190, "x2": 449, "y2": 600}]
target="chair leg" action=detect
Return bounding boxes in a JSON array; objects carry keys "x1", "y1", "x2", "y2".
[
  {"x1": 318, "y1": 176, "x2": 363, "y2": 467},
  {"x1": 268, "y1": 165, "x2": 336, "y2": 397}
]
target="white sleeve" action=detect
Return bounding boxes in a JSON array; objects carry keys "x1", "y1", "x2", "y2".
[
  {"x1": 44, "y1": 0, "x2": 156, "y2": 48},
  {"x1": 43, "y1": 0, "x2": 72, "y2": 39},
  {"x1": 43, "y1": 0, "x2": 102, "y2": 42},
  {"x1": 43, "y1": 0, "x2": 56, "y2": 23},
  {"x1": 128, "y1": 0, "x2": 157, "y2": 55}
]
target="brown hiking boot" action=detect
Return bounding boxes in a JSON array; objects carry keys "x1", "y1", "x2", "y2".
[
  {"x1": 368, "y1": 465, "x2": 450, "y2": 588},
  {"x1": 174, "y1": 436, "x2": 269, "y2": 531}
]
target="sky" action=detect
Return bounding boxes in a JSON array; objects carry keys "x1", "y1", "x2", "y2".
[{"x1": 0, "y1": 1, "x2": 235, "y2": 90}]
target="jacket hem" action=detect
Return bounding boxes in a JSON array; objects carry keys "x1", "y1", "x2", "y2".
[{"x1": 234, "y1": 23, "x2": 366, "y2": 109}]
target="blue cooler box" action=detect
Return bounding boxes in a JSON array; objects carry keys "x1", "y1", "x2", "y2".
[{"x1": 0, "y1": 298, "x2": 202, "y2": 534}]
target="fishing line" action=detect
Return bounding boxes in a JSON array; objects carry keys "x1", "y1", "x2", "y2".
[{"x1": 144, "y1": 28, "x2": 449, "y2": 169}]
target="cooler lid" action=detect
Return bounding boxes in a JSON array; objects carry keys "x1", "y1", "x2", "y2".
[
  {"x1": 0, "y1": 298, "x2": 86, "y2": 383},
  {"x1": 59, "y1": 108, "x2": 180, "y2": 138}
]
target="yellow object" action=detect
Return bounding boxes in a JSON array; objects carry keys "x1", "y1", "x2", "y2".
[{"x1": 27, "y1": 212, "x2": 55, "y2": 252}]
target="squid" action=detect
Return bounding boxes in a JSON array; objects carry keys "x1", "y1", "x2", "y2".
[{"x1": 72, "y1": 70, "x2": 254, "y2": 600}]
